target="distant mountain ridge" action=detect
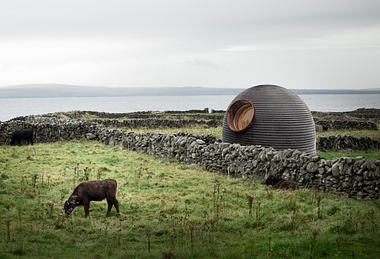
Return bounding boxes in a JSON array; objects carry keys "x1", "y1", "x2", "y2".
[{"x1": 0, "y1": 84, "x2": 379, "y2": 98}]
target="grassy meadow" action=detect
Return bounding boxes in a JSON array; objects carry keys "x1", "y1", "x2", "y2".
[{"x1": 1, "y1": 139, "x2": 379, "y2": 258}]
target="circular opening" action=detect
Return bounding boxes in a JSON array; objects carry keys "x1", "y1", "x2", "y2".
[{"x1": 226, "y1": 99, "x2": 255, "y2": 132}]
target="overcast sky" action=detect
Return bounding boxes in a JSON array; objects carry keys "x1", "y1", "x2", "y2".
[{"x1": 1, "y1": 0, "x2": 379, "y2": 89}]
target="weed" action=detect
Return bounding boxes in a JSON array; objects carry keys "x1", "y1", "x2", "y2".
[
  {"x1": 317, "y1": 193, "x2": 323, "y2": 219},
  {"x1": 309, "y1": 230, "x2": 318, "y2": 259},
  {"x1": 368, "y1": 208, "x2": 376, "y2": 234},
  {"x1": 255, "y1": 201, "x2": 264, "y2": 223},
  {"x1": 146, "y1": 231, "x2": 151, "y2": 253},
  {"x1": 335, "y1": 238, "x2": 342, "y2": 256},
  {"x1": 188, "y1": 223, "x2": 195, "y2": 254},
  {"x1": 245, "y1": 193, "x2": 254, "y2": 216},
  {"x1": 5, "y1": 219, "x2": 11, "y2": 242},
  {"x1": 32, "y1": 174, "x2": 38, "y2": 188}
]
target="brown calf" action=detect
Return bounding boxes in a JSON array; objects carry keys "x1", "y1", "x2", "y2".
[
  {"x1": 64, "y1": 179, "x2": 120, "y2": 218},
  {"x1": 265, "y1": 174, "x2": 297, "y2": 190}
]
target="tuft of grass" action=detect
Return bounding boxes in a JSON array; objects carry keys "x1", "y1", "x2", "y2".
[{"x1": 0, "y1": 140, "x2": 379, "y2": 258}]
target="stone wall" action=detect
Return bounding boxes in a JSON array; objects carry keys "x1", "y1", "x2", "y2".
[
  {"x1": 58, "y1": 109, "x2": 224, "y2": 120},
  {"x1": 1, "y1": 116, "x2": 379, "y2": 200},
  {"x1": 91, "y1": 118, "x2": 222, "y2": 129},
  {"x1": 317, "y1": 135, "x2": 380, "y2": 151},
  {"x1": 312, "y1": 108, "x2": 380, "y2": 120},
  {"x1": 315, "y1": 120, "x2": 378, "y2": 131}
]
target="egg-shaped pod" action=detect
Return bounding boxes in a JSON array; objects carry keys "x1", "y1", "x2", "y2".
[{"x1": 222, "y1": 84, "x2": 316, "y2": 154}]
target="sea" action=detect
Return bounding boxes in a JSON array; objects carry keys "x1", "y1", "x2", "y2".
[{"x1": 0, "y1": 94, "x2": 379, "y2": 122}]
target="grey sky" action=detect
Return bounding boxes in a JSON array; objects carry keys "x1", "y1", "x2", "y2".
[{"x1": 1, "y1": 0, "x2": 379, "y2": 89}]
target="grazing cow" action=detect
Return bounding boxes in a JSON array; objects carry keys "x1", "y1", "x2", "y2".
[
  {"x1": 265, "y1": 174, "x2": 297, "y2": 190},
  {"x1": 10, "y1": 129, "x2": 34, "y2": 146},
  {"x1": 64, "y1": 179, "x2": 120, "y2": 218}
]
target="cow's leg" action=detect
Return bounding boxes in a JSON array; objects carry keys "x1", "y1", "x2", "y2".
[
  {"x1": 84, "y1": 200, "x2": 90, "y2": 218},
  {"x1": 106, "y1": 199, "x2": 112, "y2": 216},
  {"x1": 106, "y1": 198, "x2": 120, "y2": 216},
  {"x1": 114, "y1": 198, "x2": 120, "y2": 215}
]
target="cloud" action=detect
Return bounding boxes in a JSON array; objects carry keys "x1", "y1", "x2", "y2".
[
  {"x1": 183, "y1": 58, "x2": 220, "y2": 69},
  {"x1": 0, "y1": 0, "x2": 380, "y2": 89}
]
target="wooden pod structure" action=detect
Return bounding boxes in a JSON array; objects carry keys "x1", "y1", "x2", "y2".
[{"x1": 222, "y1": 84, "x2": 316, "y2": 154}]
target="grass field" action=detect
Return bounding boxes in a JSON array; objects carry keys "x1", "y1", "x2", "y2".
[{"x1": 1, "y1": 140, "x2": 379, "y2": 258}]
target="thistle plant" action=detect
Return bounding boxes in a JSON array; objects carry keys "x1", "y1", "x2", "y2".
[{"x1": 245, "y1": 194, "x2": 254, "y2": 215}]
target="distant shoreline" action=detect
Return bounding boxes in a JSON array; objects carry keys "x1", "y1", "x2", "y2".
[{"x1": 0, "y1": 84, "x2": 380, "y2": 98}]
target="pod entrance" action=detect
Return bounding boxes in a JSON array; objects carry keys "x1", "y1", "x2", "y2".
[{"x1": 226, "y1": 99, "x2": 255, "y2": 132}]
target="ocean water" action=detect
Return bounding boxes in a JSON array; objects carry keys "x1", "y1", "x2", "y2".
[{"x1": 0, "y1": 94, "x2": 379, "y2": 122}]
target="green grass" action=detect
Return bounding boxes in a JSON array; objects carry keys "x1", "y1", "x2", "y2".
[
  {"x1": 317, "y1": 126, "x2": 380, "y2": 140},
  {"x1": 1, "y1": 140, "x2": 379, "y2": 258},
  {"x1": 317, "y1": 150, "x2": 380, "y2": 160}
]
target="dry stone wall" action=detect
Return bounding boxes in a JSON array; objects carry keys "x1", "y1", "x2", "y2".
[
  {"x1": 91, "y1": 118, "x2": 221, "y2": 129},
  {"x1": 1, "y1": 116, "x2": 379, "y2": 200},
  {"x1": 312, "y1": 108, "x2": 380, "y2": 120},
  {"x1": 314, "y1": 120, "x2": 378, "y2": 131},
  {"x1": 317, "y1": 135, "x2": 380, "y2": 151},
  {"x1": 58, "y1": 109, "x2": 221, "y2": 120}
]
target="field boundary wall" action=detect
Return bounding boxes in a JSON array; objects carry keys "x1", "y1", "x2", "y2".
[{"x1": 1, "y1": 116, "x2": 379, "y2": 200}]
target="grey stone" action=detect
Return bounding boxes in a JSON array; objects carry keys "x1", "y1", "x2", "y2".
[{"x1": 331, "y1": 163, "x2": 340, "y2": 177}]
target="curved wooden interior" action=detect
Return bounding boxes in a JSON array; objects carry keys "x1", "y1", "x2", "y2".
[{"x1": 226, "y1": 99, "x2": 255, "y2": 132}]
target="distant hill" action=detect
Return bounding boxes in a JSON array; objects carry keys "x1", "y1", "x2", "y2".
[
  {"x1": 0, "y1": 84, "x2": 379, "y2": 98},
  {"x1": 0, "y1": 84, "x2": 244, "y2": 98}
]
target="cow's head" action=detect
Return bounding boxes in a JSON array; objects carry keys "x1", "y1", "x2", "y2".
[
  {"x1": 264, "y1": 174, "x2": 277, "y2": 186},
  {"x1": 64, "y1": 195, "x2": 78, "y2": 216}
]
